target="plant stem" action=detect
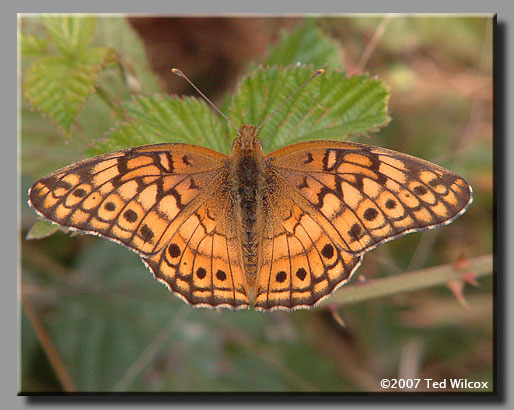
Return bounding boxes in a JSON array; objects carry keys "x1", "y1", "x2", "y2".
[
  {"x1": 320, "y1": 254, "x2": 492, "y2": 307},
  {"x1": 112, "y1": 307, "x2": 190, "y2": 391},
  {"x1": 21, "y1": 296, "x2": 77, "y2": 392},
  {"x1": 95, "y1": 85, "x2": 126, "y2": 119}
]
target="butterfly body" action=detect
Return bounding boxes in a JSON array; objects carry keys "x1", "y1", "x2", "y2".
[
  {"x1": 28, "y1": 124, "x2": 472, "y2": 311},
  {"x1": 230, "y1": 124, "x2": 267, "y2": 284}
]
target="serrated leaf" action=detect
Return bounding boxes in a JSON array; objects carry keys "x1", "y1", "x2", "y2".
[
  {"x1": 26, "y1": 220, "x2": 60, "y2": 239},
  {"x1": 23, "y1": 47, "x2": 114, "y2": 135},
  {"x1": 225, "y1": 65, "x2": 390, "y2": 152},
  {"x1": 265, "y1": 19, "x2": 343, "y2": 68},
  {"x1": 20, "y1": 33, "x2": 49, "y2": 56},
  {"x1": 43, "y1": 15, "x2": 96, "y2": 57},
  {"x1": 90, "y1": 95, "x2": 229, "y2": 155},
  {"x1": 92, "y1": 66, "x2": 389, "y2": 156}
]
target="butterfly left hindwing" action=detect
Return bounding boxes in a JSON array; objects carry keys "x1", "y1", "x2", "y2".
[{"x1": 143, "y1": 187, "x2": 250, "y2": 309}]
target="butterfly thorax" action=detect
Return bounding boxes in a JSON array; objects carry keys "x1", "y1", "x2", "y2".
[
  {"x1": 232, "y1": 123, "x2": 263, "y2": 152},
  {"x1": 230, "y1": 123, "x2": 266, "y2": 284}
]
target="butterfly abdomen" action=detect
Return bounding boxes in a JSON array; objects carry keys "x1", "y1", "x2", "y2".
[{"x1": 231, "y1": 148, "x2": 266, "y2": 280}]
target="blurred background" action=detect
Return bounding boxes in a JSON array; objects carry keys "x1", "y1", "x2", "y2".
[{"x1": 20, "y1": 15, "x2": 493, "y2": 392}]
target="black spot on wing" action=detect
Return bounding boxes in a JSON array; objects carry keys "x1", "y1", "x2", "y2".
[
  {"x1": 123, "y1": 209, "x2": 138, "y2": 223},
  {"x1": 196, "y1": 267, "x2": 207, "y2": 279},
  {"x1": 363, "y1": 208, "x2": 379, "y2": 221},
  {"x1": 168, "y1": 243, "x2": 181, "y2": 258},
  {"x1": 295, "y1": 268, "x2": 307, "y2": 281},
  {"x1": 216, "y1": 270, "x2": 227, "y2": 281},
  {"x1": 349, "y1": 223, "x2": 363, "y2": 241},
  {"x1": 414, "y1": 185, "x2": 428, "y2": 195},
  {"x1": 140, "y1": 224, "x2": 154, "y2": 243},
  {"x1": 321, "y1": 244, "x2": 334, "y2": 259},
  {"x1": 385, "y1": 199, "x2": 397, "y2": 209},
  {"x1": 72, "y1": 188, "x2": 87, "y2": 197},
  {"x1": 276, "y1": 271, "x2": 287, "y2": 283},
  {"x1": 104, "y1": 201, "x2": 116, "y2": 211}
]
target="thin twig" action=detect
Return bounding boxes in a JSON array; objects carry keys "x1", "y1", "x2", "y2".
[
  {"x1": 94, "y1": 85, "x2": 126, "y2": 119},
  {"x1": 112, "y1": 307, "x2": 190, "y2": 391},
  {"x1": 406, "y1": 230, "x2": 439, "y2": 272},
  {"x1": 24, "y1": 254, "x2": 493, "y2": 309},
  {"x1": 320, "y1": 254, "x2": 492, "y2": 307},
  {"x1": 209, "y1": 314, "x2": 318, "y2": 391},
  {"x1": 21, "y1": 296, "x2": 77, "y2": 392},
  {"x1": 354, "y1": 14, "x2": 394, "y2": 74}
]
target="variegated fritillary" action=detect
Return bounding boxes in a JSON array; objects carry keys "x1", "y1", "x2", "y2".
[{"x1": 28, "y1": 71, "x2": 473, "y2": 312}]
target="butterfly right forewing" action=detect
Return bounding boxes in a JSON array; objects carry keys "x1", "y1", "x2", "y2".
[{"x1": 267, "y1": 140, "x2": 473, "y2": 255}]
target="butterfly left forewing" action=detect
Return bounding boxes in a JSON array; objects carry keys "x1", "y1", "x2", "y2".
[
  {"x1": 29, "y1": 143, "x2": 226, "y2": 256},
  {"x1": 267, "y1": 140, "x2": 472, "y2": 255}
]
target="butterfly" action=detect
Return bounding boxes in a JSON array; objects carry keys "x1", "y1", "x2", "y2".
[{"x1": 28, "y1": 70, "x2": 473, "y2": 311}]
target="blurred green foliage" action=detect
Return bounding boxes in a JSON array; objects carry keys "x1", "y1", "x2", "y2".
[
  {"x1": 20, "y1": 15, "x2": 493, "y2": 393},
  {"x1": 23, "y1": 17, "x2": 115, "y2": 135},
  {"x1": 265, "y1": 18, "x2": 343, "y2": 68}
]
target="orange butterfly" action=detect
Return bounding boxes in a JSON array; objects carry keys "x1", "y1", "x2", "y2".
[{"x1": 29, "y1": 69, "x2": 472, "y2": 311}]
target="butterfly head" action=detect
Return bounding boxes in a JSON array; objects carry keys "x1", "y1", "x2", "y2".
[{"x1": 232, "y1": 123, "x2": 263, "y2": 152}]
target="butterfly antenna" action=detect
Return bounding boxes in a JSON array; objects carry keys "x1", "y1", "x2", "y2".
[
  {"x1": 257, "y1": 68, "x2": 325, "y2": 132},
  {"x1": 172, "y1": 68, "x2": 239, "y2": 132}
]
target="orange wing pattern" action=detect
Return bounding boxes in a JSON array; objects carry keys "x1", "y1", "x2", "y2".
[
  {"x1": 29, "y1": 138, "x2": 472, "y2": 311},
  {"x1": 143, "y1": 189, "x2": 250, "y2": 309},
  {"x1": 255, "y1": 140, "x2": 473, "y2": 310},
  {"x1": 29, "y1": 143, "x2": 250, "y2": 309},
  {"x1": 268, "y1": 140, "x2": 472, "y2": 255},
  {"x1": 255, "y1": 172, "x2": 362, "y2": 311}
]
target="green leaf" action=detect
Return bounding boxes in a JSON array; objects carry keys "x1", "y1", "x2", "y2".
[
  {"x1": 265, "y1": 19, "x2": 343, "y2": 68},
  {"x1": 23, "y1": 47, "x2": 114, "y2": 135},
  {"x1": 225, "y1": 65, "x2": 390, "y2": 152},
  {"x1": 21, "y1": 102, "x2": 92, "y2": 179},
  {"x1": 92, "y1": 66, "x2": 389, "y2": 156},
  {"x1": 90, "y1": 95, "x2": 229, "y2": 155},
  {"x1": 43, "y1": 15, "x2": 96, "y2": 57},
  {"x1": 25, "y1": 220, "x2": 60, "y2": 240},
  {"x1": 20, "y1": 33, "x2": 49, "y2": 56}
]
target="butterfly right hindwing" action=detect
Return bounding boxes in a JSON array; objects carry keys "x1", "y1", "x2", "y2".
[{"x1": 254, "y1": 170, "x2": 362, "y2": 311}]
